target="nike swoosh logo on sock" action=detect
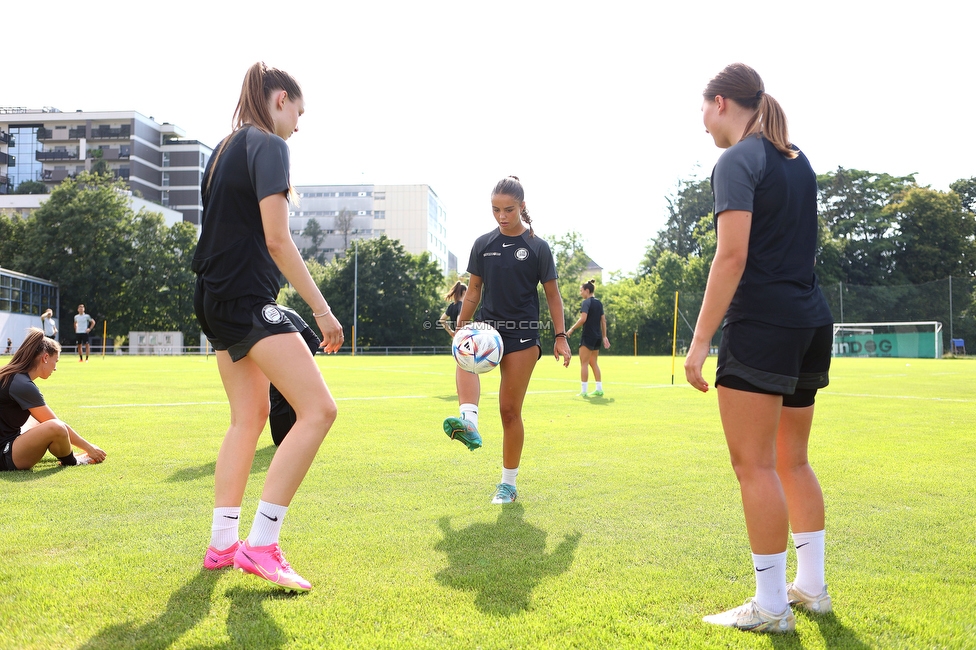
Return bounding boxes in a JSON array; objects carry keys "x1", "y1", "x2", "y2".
[
  {"x1": 223, "y1": 515, "x2": 239, "y2": 519},
  {"x1": 261, "y1": 513, "x2": 279, "y2": 522},
  {"x1": 796, "y1": 542, "x2": 809, "y2": 549},
  {"x1": 756, "y1": 566, "x2": 774, "y2": 572}
]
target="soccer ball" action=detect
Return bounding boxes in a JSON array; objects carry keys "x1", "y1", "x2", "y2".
[{"x1": 452, "y1": 324, "x2": 504, "y2": 374}]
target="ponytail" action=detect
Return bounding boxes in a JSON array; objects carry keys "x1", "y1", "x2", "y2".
[
  {"x1": 0, "y1": 328, "x2": 60, "y2": 389},
  {"x1": 444, "y1": 281, "x2": 467, "y2": 302},
  {"x1": 704, "y1": 63, "x2": 797, "y2": 159},
  {"x1": 205, "y1": 62, "x2": 304, "y2": 198}
]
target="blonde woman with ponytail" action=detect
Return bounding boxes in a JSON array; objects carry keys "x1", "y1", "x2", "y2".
[
  {"x1": 192, "y1": 62, "x2": 343, "y2": 591},
  {"x1": 686, "y1": 63, "x2": 833, "y2": 633},
  {"x1": 0, "y1": 328, "x2": 105, "y2": 471}
]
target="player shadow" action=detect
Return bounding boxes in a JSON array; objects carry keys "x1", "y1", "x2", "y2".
[
  {"x1": 792, "y1": 610, "x2": 872, "y2": 649},
  {"x1": 580, "y1": 396, "x2": 615, "y2": 406},
  {"x1": 209, "y1": 585, "x2": 297, "y2": 649},
  {"x1": 166, "y1": 443, "x2": 277, "y2": 483},
  {"x1": 78, "y1": 569, "x2": 220, "y2": 650},
  {"x1": 434, "y1": 503, "x2": 582, "y2": 617},
  {"x1": 0, "y1": 461, "x2": 66, "y2": 482}
]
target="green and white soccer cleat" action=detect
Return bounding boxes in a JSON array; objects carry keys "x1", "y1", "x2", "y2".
[
  {"x1": 491, "y1": 483, "x2": 518, "y2": 504},
  {"x1": 443, "y1": 417, "x2": 482, "y2": 451},
  {"x1": 591, "y1": 389, "x2": 604, "y2": 397}
]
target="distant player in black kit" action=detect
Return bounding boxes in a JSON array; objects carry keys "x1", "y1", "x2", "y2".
[
  {"x1": 437, "y1": 281, "x2": 467, "y2": 338},
  {"x1": 193, "y1": 62, "x2": 343, "y2": 592},
  {"x1": 566, "y1": 278, "x2": 609, "y2": 397},
  {"x1": 686, "y1": 63, "x2": 834, "y2": 633},
  {"x1": 442, "y1": 176, "x2": 572, "y2": 504}
]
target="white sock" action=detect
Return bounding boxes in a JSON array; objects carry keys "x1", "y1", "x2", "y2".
[
  {"x1": 596, "y1": 381, "x2": 603, "y2": 391},
  {"x1": 501, "y1": 466, "x2": 519, "y2": 488},
  {"x1": 460, "y1": 403, "x2": 478, "y2": 428},
  {"x1": 581, "y1": 382, "x2": 588, "y2": 394},
  {"x1": 247, "y1": 500, "x2": 288, "y2": 548},
  {"x1": 752, "y1": 551, "x2": 788, "y2": 613},
  {"x1": 792, "y1": 530, "x2": 826, "y2": 594},
  {"x1": 210, "y1": 506, "x2": 241, "y2": 550}
]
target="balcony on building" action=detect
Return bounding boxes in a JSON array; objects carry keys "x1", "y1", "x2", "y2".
[
  {"x1": 41, "y1": 169, "x2": 73, "y2": 183},
  {"x1": 98, "y1": 146, "x2": 131, "y2": 161},
  {"x1": 0, "y1": 174, "x2": 9, "y2": 194},
  {"x1": 0, "y1": 152, "x2": 15, "y2": 165},
  {"x1": 0, "y1": 131, "x2": 13, "y2": 145},
  {"x1": 36, "y1": 149, "x2": 79, "y2": 161},
  {"x1": 88, "y1": 124, "x2": 131, "y2": 140}
]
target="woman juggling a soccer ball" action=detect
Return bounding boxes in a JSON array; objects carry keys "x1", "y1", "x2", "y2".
[
  {"x1": 193, "y1": 62, "x2": 343, "y2": 592},
  {"x1": 685, "y1": 63, "x2": 834, "y2": 633},
  {"x1": 443, "y1": 176, "x2": 572, "y2": 504},
  {"x1": 0, "y1": 328, "x2": 106, "y2": 471}
]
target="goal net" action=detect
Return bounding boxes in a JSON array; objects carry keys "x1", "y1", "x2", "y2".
[{"x1": 832, "y1": 321, "x2": 943, "y2": 359}]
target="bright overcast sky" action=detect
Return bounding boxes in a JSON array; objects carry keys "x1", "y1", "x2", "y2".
[{"x1": 8, "y1": 0, "x2": 974, "y2": 276}]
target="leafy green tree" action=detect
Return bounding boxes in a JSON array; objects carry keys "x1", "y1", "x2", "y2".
[
  {"x1": 13, "y1": 180, "x2": 47, "y2": 195},
  {"x1": 282, "y1": 236, "x2": 444, "y2": 347},
  {"x1": 18, "y1": 172, "x2": 134, "y2": 336},
  {"x1": 889, "y1": 187, "x2": 976, "y2": 284},
  {"x1": 0, "y1": 212, "x2": 29, "y2": 266},
  {"x1": 816, "y1": 167, "x2": 916, "y2": 285},
  {"x1": 301, "y1": 218, "x2": 326, "y2": 263},
  {"x1": 641, "y1": 177, "x2": 713, "y2": 275},
  {"x1": 950, "y1": 177, "x2": 976, "y2": 214},
  {"x1": 539, "y1": 232, "x2": 592, "y2": 343}
]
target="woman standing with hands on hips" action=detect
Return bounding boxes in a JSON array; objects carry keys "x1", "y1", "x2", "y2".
[
  {"x1": 566, "y1": 279, "x2": 609, "y2": 397},
  {"x1": 443, "y1": 176, "x2": 572, "y2": 504},
  {"x1": 193, "y1": 62, "x2": 343, "y2": 592},
  {"x1": 685, "y1": 64, "x2": 833, "y2": 633}
]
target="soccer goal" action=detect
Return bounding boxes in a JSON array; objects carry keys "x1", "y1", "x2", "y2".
[{"x1": 832, "y1": 321, "x2": 943, "y2": 359}]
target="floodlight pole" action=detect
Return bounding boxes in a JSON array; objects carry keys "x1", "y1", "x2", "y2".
[
  {"x1": 352, "y1": 238, "x2": 358, "y2": 356},
  {"x1": 948, "y1": 276, "x2": 953, "y2": 343},
  {"x1": 838, "y1": 282, "x2": 844, "y2": 324}
]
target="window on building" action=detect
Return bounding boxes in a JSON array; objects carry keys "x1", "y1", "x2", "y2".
[
  {"x1": 374, "y1": 211, "x2": 386, "y2": 219},
  {"x1": 161, "y1": 191, "x2": 169, "y2": 206},
  {"x1": 374, "y1": 192, "x2": 385, "y2": 200},
  {"x1": 162, "y1": 172, "x2": 170, "y2": 187},
  {"x1": 162, "y1": 152, "x2": 170, "y2": 167}
]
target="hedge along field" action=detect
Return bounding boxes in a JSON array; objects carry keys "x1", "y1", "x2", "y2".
[{"x1": 1, "y1": 353, "x2": 974, "y2": 649}]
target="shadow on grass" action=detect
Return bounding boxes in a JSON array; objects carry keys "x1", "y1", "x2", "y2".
[
  {"x1": 435, "y1": 503, "x2": 581, "y2": 617},
  {"x1": 794, "y1": 610, "x2": 872, "y2": 649},
  {"x1": 78, "y1": 570, "x2": 299, "y2": 650},
  {"x1": 581, "y1": 396, "x2": 615, "y2": 406},
  {"x1": 0, "y1": 462, "x2": 63, "y2": 482},
  {"x1": 166, "y1": 444, "x2": 276, "y2": 483},
  {"x1": 78, "y1": 569, "x2": 220, "y2": 650}
]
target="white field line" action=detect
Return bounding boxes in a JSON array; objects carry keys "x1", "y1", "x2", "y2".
[{"x1": 824, "y1": 392, "x2": 973, "y2": 403}]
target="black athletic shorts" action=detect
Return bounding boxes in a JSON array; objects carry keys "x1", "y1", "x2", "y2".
[
  {"x1": 580, "y1": 334, "x2": 602, "y2": 351},
  {"x1": 1, "y1": 436, "x2": 19, "y2": 471},
  {"x1": 500, "y1": 333, "x2": 542, "y2": 360},
  {"x1": 194, "y1": 280, "x2": 299, "y2": 362},
  {"x1": 715, "y1": 320, "x2": 832, "y2": 408},
  {"x1": 74, "y1": 333, "x2": 90, "y2": 345}
]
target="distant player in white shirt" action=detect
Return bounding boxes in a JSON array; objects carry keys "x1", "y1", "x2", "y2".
[{"x1": 73, "y1": 304, "x2": 95, "y2": 362}]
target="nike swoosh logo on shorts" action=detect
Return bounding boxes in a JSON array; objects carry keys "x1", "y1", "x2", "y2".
[{"x1": 520, "y1": 338, "x2": 532, "y2": 343}]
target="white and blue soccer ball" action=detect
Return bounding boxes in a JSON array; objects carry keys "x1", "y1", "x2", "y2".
[{"x1": 452, "y1": 324, "x2": 504, "y2": 374}]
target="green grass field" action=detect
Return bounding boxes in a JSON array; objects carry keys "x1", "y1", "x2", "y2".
[{"x1": 1, "y1": 352, "x2": 974, "y2": 649}]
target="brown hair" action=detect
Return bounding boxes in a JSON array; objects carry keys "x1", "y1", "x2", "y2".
[
  {"x1": 703, "y1": 63, "x2": 796, "y2": 159},
  {"x1": 492, "y1": 176, "x2": 534, "y2": 236},
  {"x1": 581, "y1": 278, "x2": 596, "y2": 294},
  {"x1": 205, "y1": 62, "x2": 304, "y2": 198},
  {"x1": 0, "y1": 328, "x2": 60, "y2": 389},
  {"x1": 444, "y1": 281, "x2": 467, "y2": 302}
]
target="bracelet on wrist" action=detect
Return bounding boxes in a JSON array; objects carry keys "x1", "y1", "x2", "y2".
[
  {"x1": 312, "y1": 307, "x2": 331, "y2": 318},
  {"x1": 555, "y1": 332, "x2": 568, "y2": 339}
]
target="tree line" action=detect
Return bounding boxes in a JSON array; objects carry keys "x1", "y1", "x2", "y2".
[{"x1": 2, "y1": 168, "x2": 973, "y2": 354}]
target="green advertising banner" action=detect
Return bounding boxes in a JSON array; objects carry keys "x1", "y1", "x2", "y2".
[{"x1": 834, "y1": 332, "x2": 938, "y2": 358}]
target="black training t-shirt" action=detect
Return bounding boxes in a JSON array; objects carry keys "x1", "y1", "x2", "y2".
[
  {"x1": 580, "y1": 297, "x2": 604, "y2": 341},
  {"x1": 466, "y1": 229, "x2": 557, "y2": 337},
  {"x1": 0, "y1": 374, "x2": 46, "y2": 439},
  {"x1": 192, "y1": 126, "x2": 291, "y2": 301},
  {"x1": 711, "y1": 135, "x2": 832, "y2": 328},
  {"x1": 445, "y1": 301, "x2": 462, "y2": 330}
]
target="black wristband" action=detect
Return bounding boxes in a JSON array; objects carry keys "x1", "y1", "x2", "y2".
[{"x1": 555, "y1": 332, "x2": 568, "y2": 339}]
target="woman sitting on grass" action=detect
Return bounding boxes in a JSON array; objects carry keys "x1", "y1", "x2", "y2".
[{"x1": 0, "y1": 328, "x2": 106, "y2": 471}]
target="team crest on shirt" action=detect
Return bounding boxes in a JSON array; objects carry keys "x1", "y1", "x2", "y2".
[
  {"x1": 515, "y1": 248, "x2": 529, "y2": 261},
  {"x1": 262, "y1": 305, "x2": 284, "y2": 324}
]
